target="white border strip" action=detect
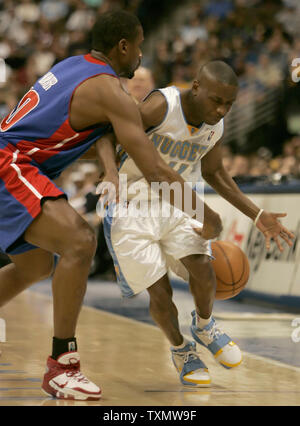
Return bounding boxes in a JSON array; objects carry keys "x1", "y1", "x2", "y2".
[{"x1": 10, "y1": 150, "x2": 42, "y2": 199}]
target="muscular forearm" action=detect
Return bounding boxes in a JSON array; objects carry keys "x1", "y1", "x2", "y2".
[
  {"x1": 95, "y1": 135, "x2": 118, "y2": 175},
  {"x1": 203, "y1": 166, "x2": 260, "y2": 221}
]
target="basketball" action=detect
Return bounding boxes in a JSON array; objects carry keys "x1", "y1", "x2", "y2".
[{"x1": 211, "y1": 241, "x2": 250, "y2": 300}]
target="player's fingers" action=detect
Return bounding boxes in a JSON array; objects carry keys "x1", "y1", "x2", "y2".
[
  {"x1": 265, "y1": 234, "x2": 271, "y2": 251},
  {"x1": 279, "y1": 231, "x2": 294, "y2": 247},
  {"x1": 274, "y1": 236, "x2": 284, "y2": 252},
  {"x1": 96, "y1": 180, "x2": 117, "y2": 195},
  {"x1": 193, "y1": 226, "x2": 212, "y2": 239},
  {"x1": 192, "y1": 227, "x2": 203, "y2": 235},
  {"x1": 99, "y1": 190, "x2": 109, "y2": 205},
  {"x1": 280, "y1": 226, "x2": 295, "y2": 240},
  {"x1": 95, "y1": 182, "x2": 106, "y2": 195},
  {"x1": 97, "y1": 183, "x2": 118, "y2": 206},
  {"x1": 98, "y1": 193, "x2": 108, "y2": 207},
  {"x1": 273, "y1": 213, "x2": 287, "y2": 218},
  {"x1": 100, "y1": 188, "x2": 108, "y2": 197}
]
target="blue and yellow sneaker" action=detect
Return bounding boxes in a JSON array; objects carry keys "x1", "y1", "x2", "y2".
[
  {"x1": 190, "y1": 311, "x2": 242, "y2": 369},
  {"x1": 171, "y1": 341, "x2": 211, "y2": 387}
]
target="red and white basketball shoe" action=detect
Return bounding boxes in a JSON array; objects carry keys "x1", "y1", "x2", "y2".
[{"x1": 42, "y1": 351, "x2": 101, "y2": 400}]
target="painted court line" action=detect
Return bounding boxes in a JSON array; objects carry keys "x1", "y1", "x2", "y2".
[
  {"x1": 30, "y1": 289, "x2": 300, "y2": 374},
  {"x1": 0, "y1": 397, "x2": 46, "y2": 400},
  {"x1": 0, "y1": 378, "x2": 41, "y2": 382},
  {"x1": 0, "y1": 387, "x2": 41, "y2": 391}
]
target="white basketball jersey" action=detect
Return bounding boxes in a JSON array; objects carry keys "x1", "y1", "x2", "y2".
[{"x1": 118, "y1": 86, "x2": 224, "y2": 200}]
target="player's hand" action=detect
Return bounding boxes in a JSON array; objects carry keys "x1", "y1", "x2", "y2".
[
  {"x1": 96, "y1": 172, "x2": 120, "y2": 205},
  {"x1": 193, "y1": 212, "x2": 223, "y2": 240},
  {"x1": 256, "y1": 211, "x2": 295, "y2": 252}
]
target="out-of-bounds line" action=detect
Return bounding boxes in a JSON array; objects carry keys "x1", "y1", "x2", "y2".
[
  {"x1": 29, "y1": 288, "x2": 300, "y2": 373},
  {"x1": 241, "y1": 351, "x2": 300, "y2": 373},
  {"x1": 0, "y1": 396, "x2": 46, "y2": 400},
  {"x1": 0, "y1": 387, "x2": 41, "y2": 391},
  {"x1": 0, "y1": 378, "x2": 41, "y2": 382}
]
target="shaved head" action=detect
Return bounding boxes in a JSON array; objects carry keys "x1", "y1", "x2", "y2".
[
  {"x1": 181, "y1": 60, "x2": 239, "y2": 125},
  {"x1": 197, "y1": 61, "x2": 238, "y2": 87}
]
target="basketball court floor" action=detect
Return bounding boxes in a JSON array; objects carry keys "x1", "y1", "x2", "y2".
[{"x1": 1, "y1": 277, "x2": 300, "y2": 406}]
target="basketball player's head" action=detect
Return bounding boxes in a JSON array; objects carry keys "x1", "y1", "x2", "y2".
[
  {"x1": 91, "y1": 11, "x2": 143, "y2": 79},
  {"x1": 191, "y1": 61, "x2": 238, "y2": 125}
]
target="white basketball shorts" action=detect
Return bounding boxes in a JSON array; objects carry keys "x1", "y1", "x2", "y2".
[{"x1": 103, "y1": 201, "x2": 212, "y2": 297}]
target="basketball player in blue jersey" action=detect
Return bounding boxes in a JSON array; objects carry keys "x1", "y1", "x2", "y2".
[
  {"x1": 0, "y1": 11, "x2": 223, "y2": 400},
  {"x1": 97, "y1": 61, "x2": 295, "y2": 387}
]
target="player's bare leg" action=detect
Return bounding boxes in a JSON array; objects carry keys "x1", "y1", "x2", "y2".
[
  {"x1": 0, "y1": 249, "x2": 54, "y2": 308},
  {"x1": 147, "y1": 274, "x2": 210, "y2": 387},
  {"x1": 22, "y1": 197, "x2": 100, "y2": 400},
  {"x1": 180, "y1": 254, "x2": 216, "y2": 320},
  {"x1": 147, "y1": 274, "x2": 183, "y2": 346},
  {"x1": 24, "y1": 197, "x2": 97, "y2": 339},
  {"x1": 181, "y1": 253, "x2": 242, "y2": 369}
]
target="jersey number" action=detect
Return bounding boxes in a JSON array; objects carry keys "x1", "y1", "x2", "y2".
[
  {"x1": 0, "y1": 89, "x2": 39, "y2": 132},
  {"x1": 169, "y1": 161, "x2": 189, "y2": 174}
]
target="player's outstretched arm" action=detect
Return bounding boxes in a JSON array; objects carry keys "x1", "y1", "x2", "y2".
[{"x1": 201, "y1": 140, "x2": 295, "y2": 251}]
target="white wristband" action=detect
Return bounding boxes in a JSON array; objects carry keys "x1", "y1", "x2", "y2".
[{"x1": 254, "y1": 209, "x2": 264, "y2": 226}]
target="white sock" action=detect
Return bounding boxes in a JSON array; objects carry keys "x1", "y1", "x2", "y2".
[
  {"x1": 172, "y1": 337, "x2": 189, "y2": 350},
  {"x1": 197, "y1": 313, "x2": 212, "y2": 329}
]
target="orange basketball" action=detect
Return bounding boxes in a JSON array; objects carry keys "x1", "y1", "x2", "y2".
[{"x1": 211, "y1": 241, "x2": 250, "y2": 300}]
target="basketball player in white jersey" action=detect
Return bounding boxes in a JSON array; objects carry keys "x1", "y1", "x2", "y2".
[{"x1": 97, "y1": 61, "x2": 295, "y2": 387}]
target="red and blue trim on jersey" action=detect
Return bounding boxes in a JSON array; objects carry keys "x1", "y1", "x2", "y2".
[
  {"x1": 0, "y1": 54, "x2": 117, "y2": 179},
  {"x1": 0, "y1": 145, "x2": 66, "y2": 254},
  {"x1": 0, "y1": 54, "x2": 118, "y2": 254}
]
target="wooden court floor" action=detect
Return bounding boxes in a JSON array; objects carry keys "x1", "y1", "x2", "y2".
[{"x1": 1, "y1": 290, "x2": 300, "y2": 406}]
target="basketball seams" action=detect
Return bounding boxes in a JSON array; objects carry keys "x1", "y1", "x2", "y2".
[
  {"x1": 217, "y1": 257, "x2": 249, "y2": 298},
  {"x1": 211, "y1": 241, "x2": 250, "y2": 300},
  {"x1": 214, "y1": 243, "x2": 235, "y2": 287},
  {"x1": 214, "y1": 243, "x2": 246, "y2": 286},
  {"x1": 212, "y1": 244, "x2": 235, "y2": 298}
]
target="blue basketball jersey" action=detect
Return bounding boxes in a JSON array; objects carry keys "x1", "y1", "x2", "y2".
[{"x1": 0, "y1": 54, "x2": 118, "y2": 179}]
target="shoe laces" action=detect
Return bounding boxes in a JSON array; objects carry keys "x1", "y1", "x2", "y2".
[
  {"x1": 183, "y1": 350, "x2": 200, "y2": 364},
  {"x1": 66, "y1": 370, "x2": 89, "y2": 383},
  {"x1": 202, "y1": 321, "x2": 223, "y2": 343},
  {"x1": 64, "y1": 360, "x2": 89, "y2": 383},
  {"x1": 174, "y1": 348, "x2": 199, "y2": 364}
]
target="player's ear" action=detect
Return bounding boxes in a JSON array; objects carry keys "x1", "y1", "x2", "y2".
[
  {"x1": 192, "y1": 79, "x2": 200, "y2": 95},
  {"x1": 118, "y1": 39, "x2": 129, "y2": 55}
]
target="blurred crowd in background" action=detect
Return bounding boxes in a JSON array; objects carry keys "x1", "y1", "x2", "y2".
[
  {"x1": 150, "y1": 0, "x2": 300, "y2": 174},
  {"x1": 1, "y1": 0, "x2": 300, "y2": 176},
  {"x1": 1, "y1": 0, "x2": 300, "y2": 275}
]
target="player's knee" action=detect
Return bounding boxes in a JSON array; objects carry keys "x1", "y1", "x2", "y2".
[
  {"x1": 185, "y1": 254, "x2": 213, "y2": 280},
  {"x1": 66, "y1": 225, "x2": 97, "y2": 263}
]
